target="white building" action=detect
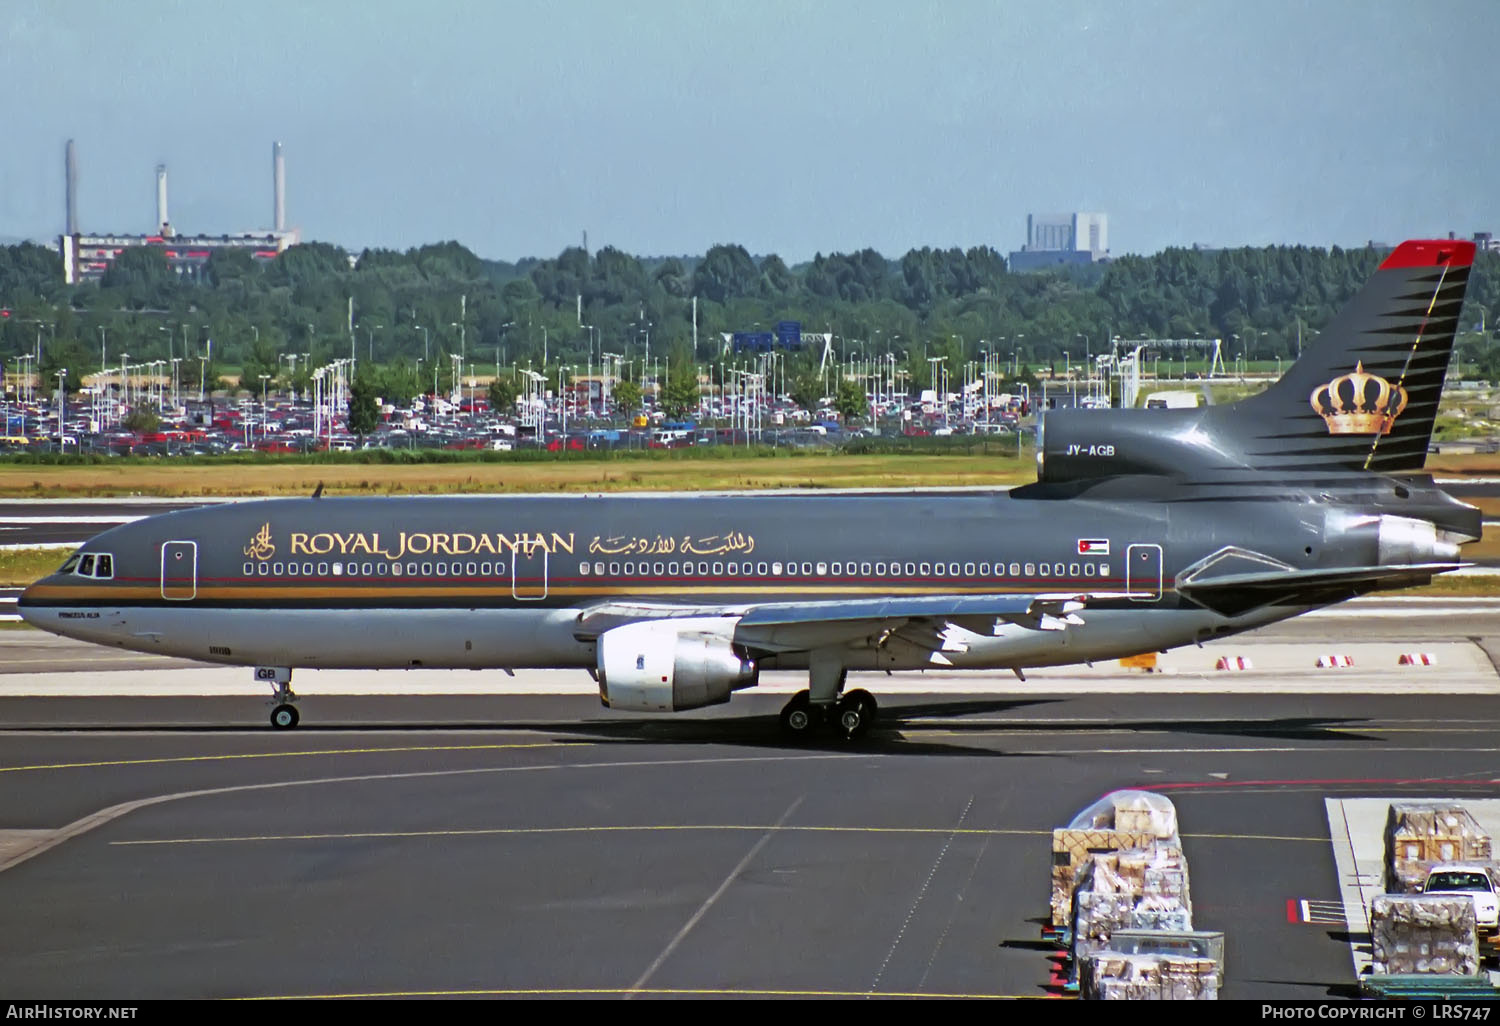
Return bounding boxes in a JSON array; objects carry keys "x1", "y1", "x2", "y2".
[{"x1": 1010, "y1": 212, "x2": 1110, "y2": 272}]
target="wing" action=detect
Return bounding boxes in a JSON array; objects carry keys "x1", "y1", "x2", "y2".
[{"x1": 575, "y1": 591, "x2": 1121, "y2": 658}]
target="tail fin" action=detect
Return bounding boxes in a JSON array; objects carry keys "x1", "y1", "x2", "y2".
[{"x1": 1227, "y1": 240, "x2": 1474, "y2": 474}]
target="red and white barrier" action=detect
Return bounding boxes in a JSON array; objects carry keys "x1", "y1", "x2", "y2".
[
  {"x1": 1316, "y1": 655, "x2": 1354, "y2": 668},
  {"x1": 1398, "y1": 653, "x2": 1436, "y2": 666},
  {"x1": 1215, "y1": 656, "x2": 1253, "y2": 671}
]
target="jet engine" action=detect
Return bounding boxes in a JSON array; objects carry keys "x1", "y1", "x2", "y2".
[{"x1": 597, "y1": 618, "x2": 758, "y2": 712}]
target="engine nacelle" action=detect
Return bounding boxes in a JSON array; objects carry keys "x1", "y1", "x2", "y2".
[
  {"x1": 1037, "y1": 406, "x2": 1217, "y2": 484},
  {"x1": 597, "y1": 618, "x2": 758, "y2": 712}
]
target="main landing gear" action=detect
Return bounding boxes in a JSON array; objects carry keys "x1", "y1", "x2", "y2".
[
  {"x1": 258, "y1": 667, "x2": 299, "y2": 730},
  {"x1": 778, "y1": 688, "x2": 878, "y2": 742},
  {"x1": 778, "y1": 649, "x2": 878, "y2": 742}
]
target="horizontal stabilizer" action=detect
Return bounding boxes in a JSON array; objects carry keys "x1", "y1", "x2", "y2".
[{"x1": 1179, "y1": 562, "x2": 1467, "y2": 615}]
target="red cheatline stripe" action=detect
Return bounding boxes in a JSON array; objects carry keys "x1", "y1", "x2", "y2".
[
  {"x1": 1137, "y1": 778, "x2": 1500, "y2": 791},
  {"x1": 1286, "y1": 899, "x2": 1299, "y2": 923}
]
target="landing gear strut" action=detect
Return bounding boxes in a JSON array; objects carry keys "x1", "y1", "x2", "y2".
[{"x1": 258, "y1": 667, "x2": 299, "y2": 730}]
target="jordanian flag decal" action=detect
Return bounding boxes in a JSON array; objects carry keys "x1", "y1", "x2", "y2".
[{"x1": 1076, "y1": 539, "x2": 1110, "y2": 555}]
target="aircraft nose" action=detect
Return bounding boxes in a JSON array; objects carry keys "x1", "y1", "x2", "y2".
[{"x1": 16, "y1": 581, "x2": 42, "y2": 627}]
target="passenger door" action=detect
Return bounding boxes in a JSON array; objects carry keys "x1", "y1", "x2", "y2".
[
  {"x1": 161, "y1": 540, "x2": 198, "y2": 601},
  {"x1": 511, "y1": 546, "x2": 549, "y2": 601},
  {"x1": 1126, "y1": 543, "x2": 1162, "y2": 602}
]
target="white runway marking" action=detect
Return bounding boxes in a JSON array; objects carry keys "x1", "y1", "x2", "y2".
[
  {"x1": 0, "y1": 516, "x2": 145, "y2": 525},
  {"x1": 0, "y1": 754, "x2": 850, "y2": 875},
  {"x1": 628, "y1": 795, "x2": 806, "y2": 997}
]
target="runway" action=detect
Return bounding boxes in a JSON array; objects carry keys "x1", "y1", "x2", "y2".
[
  {"x1": 0, "y1": 498, "x2": 215, "y2": 548},
  {"x1": 3, "y1": 692, "x2": 1500, "y2": 999},
  {"x1": 4, "y1": 488, "x2": 1500, "y2": 1000},
  {"x1": 1, "y1": 597, "x2": 1499, "y2": 1000}
]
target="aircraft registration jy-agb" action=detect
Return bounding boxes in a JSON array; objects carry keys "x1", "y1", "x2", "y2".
[{"x1": 19, "y1": 240, "x2": 1483, "y2": 738}]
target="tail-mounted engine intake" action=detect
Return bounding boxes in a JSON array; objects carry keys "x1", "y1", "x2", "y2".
[
  {"x1": 1037, "y1": 406, "x2": 1219, "y2": 484},
  {"x1": 597, "y1": 617, "x2": 758, "y2": 712}
]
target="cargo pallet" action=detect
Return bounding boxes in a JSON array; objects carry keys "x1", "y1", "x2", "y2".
[{"x1": 1360, "y1": 974, "x2": 1500, "y2": 999}]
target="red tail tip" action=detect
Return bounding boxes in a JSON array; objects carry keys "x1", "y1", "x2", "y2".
[{"x1": 1379, "y1": 239, "x2": 1476, "y2": 271}]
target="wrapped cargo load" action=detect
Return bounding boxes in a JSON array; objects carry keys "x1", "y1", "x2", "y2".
[
  {"x1": 1384, "y1": 803, "x2": 1492, "y2": 894},
  {"x1": 1370, "y1": 895, "x2": 1479, "y2": 976},
  {"x1": 1071, "y1": 844, "x2": 1193, "y2": 977},
  {"x1": 1080, "y1": 952, "x2": 1219, "y2": 1000},
  {"x1": 1051, "y1": 790, "x2": 1180, "y2": 926}
]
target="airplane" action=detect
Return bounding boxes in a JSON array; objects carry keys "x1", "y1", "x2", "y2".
[{"x1": 18, "y1": 239, "x2": 1482, "y2": 738}]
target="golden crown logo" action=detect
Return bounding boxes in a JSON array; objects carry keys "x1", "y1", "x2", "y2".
[
  {"x1": 244, "y1": 522, "x2": 276, "y2": 560},
  {"x1": 1309, "y1": 362, "x2": 1408, "y2": 435}
]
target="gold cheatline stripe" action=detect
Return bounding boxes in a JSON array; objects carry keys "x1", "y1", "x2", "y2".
[
  {"x1": 112, "y1": 825, "x2": 1324, "y2": 846},
  {"x1": 0, "y1": 742, "x2": 580, "y2": 774},
  {"x1": 27, "y1": 581, "x2": 1150, "y2": 602}
]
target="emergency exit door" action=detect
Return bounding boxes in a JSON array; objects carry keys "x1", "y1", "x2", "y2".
[
  {"x1": 161, "y1": 540, "x2": 198, "y2": 601},
  {"x1": 1126, "y1": 543, "x2": 1162, "y2": 602}
]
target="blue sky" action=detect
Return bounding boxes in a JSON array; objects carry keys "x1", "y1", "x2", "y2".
[{"x1": 2, "y1": 0, "x2": 1496, "y2": 261}]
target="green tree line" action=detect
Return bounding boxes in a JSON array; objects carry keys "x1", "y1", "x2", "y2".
[{"x1": 1, "y1": 237, "x2": 1497, "y2": 396}]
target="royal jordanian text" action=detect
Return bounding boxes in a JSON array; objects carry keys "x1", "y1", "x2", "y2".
[{"x1": 289, "y1": 530, "x2": 576, "y2": 560}]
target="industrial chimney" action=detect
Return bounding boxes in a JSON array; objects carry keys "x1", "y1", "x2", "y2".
[
  {"x1": 273, "y1": 141, "x2": 285, "y2": 232},
  {"x1": 155, "y1": 164, "x2": 169, "y2": 234},
  {"x1": 65, "y1": 139, "x2": 78, "y2": 235}
]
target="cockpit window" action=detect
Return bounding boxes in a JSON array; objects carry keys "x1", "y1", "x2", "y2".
[
  {"x1": 60, "y1": 554, "x2": 80, "y2": 574},
  {"x1": 69, "y1": 553, "x2": 114, "y2": 579}
]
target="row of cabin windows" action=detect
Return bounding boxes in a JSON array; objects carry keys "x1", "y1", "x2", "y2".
[
  {"x1": 578, "y1": 560, "x2": 1110, "y2": 579},
  {"x1": 236, "y1": 558, "x2": 1113, "y2": 581},
  {"x1": 243, "y1": 561, "x2": 512, "y2": 579},
  {"x1": 60, "y1": 552, "x2": 114, "y2": 579}
]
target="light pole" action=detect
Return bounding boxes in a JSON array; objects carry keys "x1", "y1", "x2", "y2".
[
  {"x1": 259, "y1": 374, "x2": 270, "y2": 438},
  {"x1": 450, "y1": 322, "x2": 466, "y2": 384},
  {"x1": 416, "y1": 325, "x2": 429, "y2": 363},
  {"x1": 368, "y1": 324, "x2": 382, "y2": 362},
  {"x1": 54, "y1": 369, "x2": 66, "y2": 448},
  {"x1": 500, "y1": 321, "x2": 515, "y2": 376}
]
